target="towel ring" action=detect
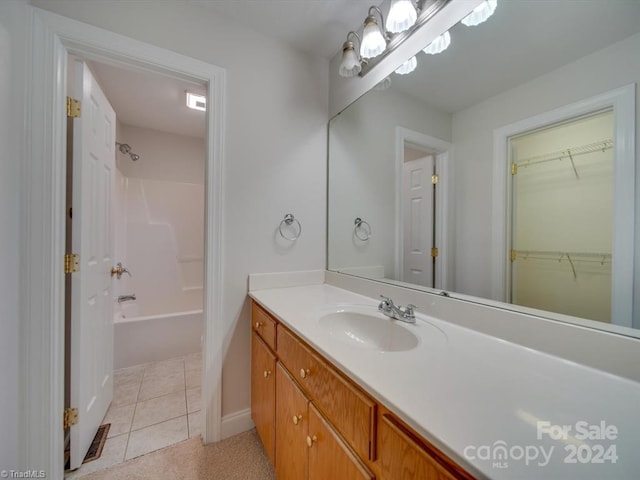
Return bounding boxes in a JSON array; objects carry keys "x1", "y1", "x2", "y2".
[
  {"x1": 279, "y1": 213, "x2": 302, "y2": 241},
  {"x1": 354, "y1": 218, "x2": 371, "y2": 241}
]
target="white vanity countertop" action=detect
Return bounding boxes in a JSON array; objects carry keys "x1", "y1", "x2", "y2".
[{"x1": 249, "y1": 283, "x2": 640, "y2": 480}]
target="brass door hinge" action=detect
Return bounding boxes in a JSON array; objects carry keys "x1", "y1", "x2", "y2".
[
  {"x1": 510, "y1": 249, "x2": 517, "y2": 262},
  {"x1": 431, "y1": 247, "x2": 439, "y2": 258},
  {"x1": 64, "y1": 253, "x2": 79, "y2": 274},
  {"x1": 511, "y1": 163, "x2": 518, "y2": 175},
  {"x1": 66, "y1": 97, "x2": 81, "y2": 118},
  {"x1": 431, "y1": 174, "x2": 439, "y2": 185},
  {"x1": 63, "y1": 408, "x2": 78, "y2": 429}
]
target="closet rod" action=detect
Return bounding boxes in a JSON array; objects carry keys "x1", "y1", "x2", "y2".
[
  {"x1": 513, "y1": 250, "x2": 611, "y2": 263},
  {"x1": 515, "y1": 139, "x2": 613, "y2": 169},
  {"x1": 513, "y1": 250, "x2": 611, "y2": 279}
]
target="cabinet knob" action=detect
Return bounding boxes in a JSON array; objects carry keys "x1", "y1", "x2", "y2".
[
  {"x1": 299, "y1": 368, "x2": 310, "y2": 379},
  {"x1": 255, "y1": 321, "x2": 263, "y2": 329},
  {"x1": 263, "y1": 370, "x2": 271, "y2": 378},
  {"x1": 292, "y1": 414, "x2": 303, "y2": 425},
  {"x1": 306, "y1": 435, "x2": 317, "y2": 447}
]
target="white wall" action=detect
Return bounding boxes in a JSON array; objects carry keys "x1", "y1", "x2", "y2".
[
  {"x1": 116, "y1": 124, "x2": 205, "y2": 184},
  {"x1": 0, "y1": 0, "x2": 27, "y2": 470},
  {"x1": 30, "y1": 0, "x2": 329, "y2": 419},
  {"x1": 452, "y1": 32, "x2": 640, "y2": 310},
  {"x1": 329, "y1": 87, "x2": 451, "y2": 278}
]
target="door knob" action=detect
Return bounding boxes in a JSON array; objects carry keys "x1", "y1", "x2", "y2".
[
  {"x1": 111, "y1": 262, "x2": 131, "y2": 279},
  {"x1": 292, "y1": 414, "x2": 303, "y2": 425}
]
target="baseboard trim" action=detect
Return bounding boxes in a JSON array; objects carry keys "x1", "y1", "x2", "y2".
[{"x1": 220, "y1": 408, "x2": 254, "y2": 440}]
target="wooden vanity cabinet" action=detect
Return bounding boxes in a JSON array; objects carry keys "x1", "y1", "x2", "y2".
[
  {"x1": 275, "y1": 363, "x2": 309, "y2": 480},
  {"x1": 252, "y1": 302, "x2": 277, "y2": 350},
  {"x1": 275, "y1": 363, "x2": 374, "y2": 480},
  {"x1": 250, "y1": 331, "x2": 276, "y2": 465},
  {"x1": 250, "y1": 300, "x2": 475, "y2": 480},
  {"x1": 277, "y1": 325, "x2": 376, "y2": 462},
  {"x1": 377, "y1": 410, "x2": 476, "y2": 480},
  {"x1": 308, "y1": 402, "x2": 374, "y2": 480}
]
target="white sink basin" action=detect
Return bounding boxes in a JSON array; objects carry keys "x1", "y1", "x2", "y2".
[{"x1": 318, "y1": 308, "x2": 420, "y2": 352}]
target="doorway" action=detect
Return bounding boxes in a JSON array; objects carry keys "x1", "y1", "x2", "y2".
[
  {"x1": 395, "y1": 127, "x2": 453, "y2": 290},
  {"x1": 64, "y1": 57, "x2": 207, "y2": 473},
  {"x1": 23, "y1": 8, "x2": 225, "y2": 477},
  {"x1": 492, "y1": 85, "x2": 635, "y2": 327},
  {"x1": 509, "y1": 110, "x2": 614, "y2": 322}
]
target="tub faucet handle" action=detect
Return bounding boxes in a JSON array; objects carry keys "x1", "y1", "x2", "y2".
[{"x1": 111, "y1": 262, "x2": 132, "y2": 279}]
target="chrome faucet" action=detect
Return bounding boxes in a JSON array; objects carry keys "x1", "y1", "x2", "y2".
[
  {"x1": 378, "y1": 295, "x2": 417, "y2": 324},
  {"x1": 117, "y1": 294, "x2": 136, "y2": 303}
]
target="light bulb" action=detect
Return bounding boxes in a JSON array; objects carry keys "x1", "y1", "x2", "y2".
[
  {"x1": 394, "y1": 55, "x2": 417, "y2": 75},
  {"x1": 461, "y1": 0, "x2": 498, "y2": 27},
  {"x1": 423, "y1": 30, "x2": 451, "y2": 55},
  {"x1": 339, "y1": 43, "x2": 361, "y2": 78},
  {"x1": 360, "y1": 17, "x2": 386, "y2": 59},
  {"x1": 387, "y1": 0, "x2": 417, "y2": 34}
]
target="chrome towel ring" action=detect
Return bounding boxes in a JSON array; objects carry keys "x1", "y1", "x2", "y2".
[
  {"x1": 354, "y1": 217, "x2": 371, "y2": 241},
  {"x1": 279, "y1": 213, "x2": 302, "y2": 241}
]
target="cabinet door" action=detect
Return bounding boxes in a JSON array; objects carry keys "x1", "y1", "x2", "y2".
[
  {"x1": 379, "y1": 414, "x2": 459, "y2": 480},
  {"x1": 278, "y1": 325, "x2": 376, "y2": 461},
  {"x1": 276, "y1": 363, "x2": 309, "y2": 480},
  {"x1": 251, "y1": 331, "x2": 276, "y2": 465},
  {"x1": 308, "y1": 403, "x2": 375, "y2": 480}
]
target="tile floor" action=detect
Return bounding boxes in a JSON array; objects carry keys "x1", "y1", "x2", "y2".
[{"x1": 65, "y1": 352, "x2": 202, "y2": 479}]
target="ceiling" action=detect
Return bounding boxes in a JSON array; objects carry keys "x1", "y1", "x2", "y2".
[
  {"x1": 88, "y1": 1, "x2": 640, "y2": 140},
  {"x1": 189, "y1": 0, "x2": 374, "y2": 59},
  {"x1": 89, "y1": 61, "x2": 207, "y2": 139},
  {"x1": 390, "y1": 0, "x2": 640, "y2": 114},
  {"x1": 89, "y1": 0, "x2": 371, "y2": 139}
]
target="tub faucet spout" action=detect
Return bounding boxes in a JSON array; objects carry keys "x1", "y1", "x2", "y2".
[{"x1": 117, "y1": 294, "x2": 136, "y2": 303}]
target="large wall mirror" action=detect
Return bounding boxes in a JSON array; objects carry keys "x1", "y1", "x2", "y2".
[{"x1": 328, "y1": 0, "x2": 640, "y2": 336}]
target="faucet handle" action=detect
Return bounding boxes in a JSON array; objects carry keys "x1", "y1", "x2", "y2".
[
  {"x1": 403, "y1": 304, "x2": 417, "y2": 317},
  {"x1": 378, "y1": 295, "x2": 393, "y2": 312}
]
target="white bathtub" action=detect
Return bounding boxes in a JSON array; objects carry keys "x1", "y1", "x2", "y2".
[{"x1": 114, "y1": 307, "x2": 203, "y2": 369}]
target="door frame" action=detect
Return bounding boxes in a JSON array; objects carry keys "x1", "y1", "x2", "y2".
[
  {"x1": 491, "y1": 84, "x2": 635, "y2": 326},
  {"x1": 21, "y1": 7, "x2": 225, "y2": 474},
  {"x1": 395, "y1": 127, "x2": 453, "y2": 290}
]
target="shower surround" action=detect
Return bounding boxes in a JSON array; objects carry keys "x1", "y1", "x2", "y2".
[{"x1": 113, "y1": 168, "x2": 204, "y2": 368}]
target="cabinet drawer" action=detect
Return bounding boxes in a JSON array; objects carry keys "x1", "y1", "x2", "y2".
[
  {"x1": 252, "y1": 302, "x2": 277, "y2": 350},
  {"x1": 379, "y1": 414, "x2": 472, "y2": 480},
  {"x1": 277, "y1": 326, "x2": 376, "y2": 462}
]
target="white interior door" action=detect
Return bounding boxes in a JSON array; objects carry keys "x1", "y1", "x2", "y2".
[
  {"x1": 402, "y1": 155, "x2": 435, "y2": 287},
  {"x1": 69, "y1": 60, "x2": 116, "y2": 469}
]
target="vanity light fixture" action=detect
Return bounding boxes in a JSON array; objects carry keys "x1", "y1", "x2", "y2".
[
  {"x1": 423, "y1": 30, "x2": 451, "y2": 55},
  {"x1": 186, "y1": 91, "x2": 206, "y2": 111},
  {"x1": 339, "y1": 31, "x2": 363, "y2": 78},
  {"x1": 339, "y1": 0, "x2": 497, "y2": 79},
  {"x1": 394, "y1": 55, "x2": 417, "y2": 75},
  {"x1": 360, "y1": 6, "x2": 387, "y2": 59},
  {"x1": 461, "y1": 0, "x2": 498, "y2": 27},
  {"x1": 387, "y1": 0, "x2": 418, "y2": 34}
]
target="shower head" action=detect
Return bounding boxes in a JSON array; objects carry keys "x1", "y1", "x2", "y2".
[{"x1": 115, "y1": 142, "x2": 141, "y2": 162}]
